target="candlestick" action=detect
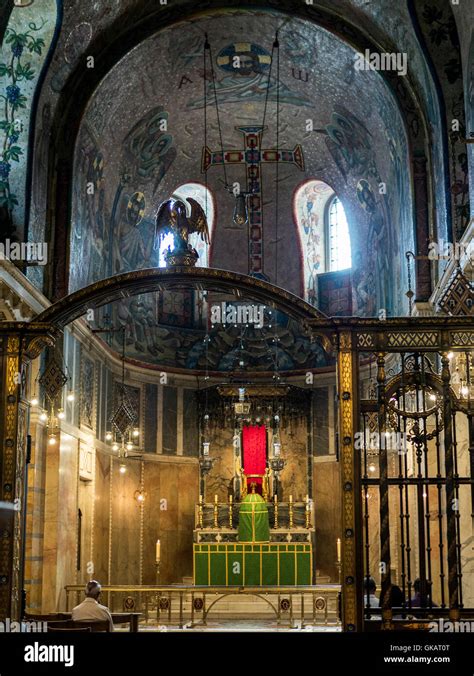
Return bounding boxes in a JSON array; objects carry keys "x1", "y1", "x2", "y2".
[
  {"x1": 336, "y1": 537, "x2": 342, "y2": 584},
  {"x1": 305, "y1": 498, "x2": 311, "y2": 529},
  {"x1": 155, "y1": 560, "x2": 161, "y2": 584},
  {"x1": 213, "y1": 495, "x2": 219, "y2": 529},
  {"x1": 289, "y1": 495, "x2": 294, "y2": 529},
  {"x1": 273, "y1": 494, "x2": 279, "y2": 529},
  {"x1": 228, "y1": 495, "x2": 233, "y2": 529},
  {"x1": 198, "y1": 496, "x2": 204, "y2": 529}
]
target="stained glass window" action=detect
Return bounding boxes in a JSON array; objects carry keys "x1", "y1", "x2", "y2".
[
  {"x1": 328, "y1": 196, "x2": 351, "y2": 272},
  {"x1": 295, "y1": 181, "x2": 351, "y2": 304}
]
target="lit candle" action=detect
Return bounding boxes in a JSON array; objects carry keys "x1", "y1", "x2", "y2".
[
  {"x1": 337, "y1": 538, "x2": 341, "y2": 563},
  {"x1": 289, "y1": 495, "x2": 293, "y2": 503},
  {"x1": 214, "y1": 494, "x2": 218, "y2": 504},
  {"x1": 156, "y1": 539, "x2": 161, "y2": 563},
  {"x1": 274, "y1": 494, "x2": 277, "y2": 503},
  {"x1": 199, "y1": 494, "x2": 203, "y2": 504}
]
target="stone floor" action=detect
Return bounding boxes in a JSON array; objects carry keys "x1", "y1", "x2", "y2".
[{"x1": 134, "y1": 620, "x2": 341, "y2": 632}]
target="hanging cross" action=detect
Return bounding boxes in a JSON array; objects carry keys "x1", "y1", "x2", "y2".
[{"x1": 202, "y1": 125, "x2": 305, "y2": 276}]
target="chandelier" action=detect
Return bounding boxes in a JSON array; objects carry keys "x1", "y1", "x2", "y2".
[
  {"x1": 450, "y1": 350, "x2": 474, "y2": 400},
  {"x1": 30, "y1": 356, "x2": 74, "y2": 446},
  {"x1": 103, "y1": 326, "x2": 142, "y2": 460}
]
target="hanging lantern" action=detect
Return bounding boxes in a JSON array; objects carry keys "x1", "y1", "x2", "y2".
[{"x1": 233, "y1": 193, "x2": 249, "y2": 226}]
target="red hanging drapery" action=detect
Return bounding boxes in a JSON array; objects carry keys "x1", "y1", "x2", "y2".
[{"x1": 242, "y1": 425, "x2": 267, "y2": 486}]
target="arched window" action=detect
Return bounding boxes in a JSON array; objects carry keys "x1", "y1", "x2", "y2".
[
  {"x1": 294, "y1": 180, "x2": 351, "y2": 305},
  {"x1": 327, "y1": 196, "x2": 351, "y2": 272},
  {"x1": 158, "y1": 182, "x2": 214, "y2": 268}
]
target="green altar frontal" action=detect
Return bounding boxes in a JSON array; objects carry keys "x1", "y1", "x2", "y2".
[{"x1": 193, "y1": 543, "x2": 313, "y2": 585}]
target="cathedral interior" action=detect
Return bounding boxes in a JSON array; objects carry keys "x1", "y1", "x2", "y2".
[{"x1": 0, "y1": 0, "x2": 473, "y2": 646}]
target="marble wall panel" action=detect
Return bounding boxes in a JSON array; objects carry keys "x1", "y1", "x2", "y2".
[
  {"x1": 280, "y1": 420, "x2": 309, "y2": 502},
  {"x1": 110, "y1": 459, "x2": 141, "y2": 585},
  {"x1": 93, "y1": 451, "x2": 110, "y2": 585},
  {"x1": 313, "y1": 459, "x2": 341, "y2": 582},
  {"x1": 206, "y1": 427, "x2": 235, "y2": 502}
]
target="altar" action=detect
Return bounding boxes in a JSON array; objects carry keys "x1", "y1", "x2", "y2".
[
  {"x1": 194, "y1": 543, "x2": 312, "y2": 586},
  {"x1": 194, "y1": 384, "x2": 315, "y2": 586}
]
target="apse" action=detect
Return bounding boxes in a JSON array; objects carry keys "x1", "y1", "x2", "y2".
[{"x1": 69, "y1": 8, "x2": 414, "y2": 318}]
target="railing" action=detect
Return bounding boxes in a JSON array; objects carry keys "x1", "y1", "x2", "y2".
[{"x1": 65, "y1": 584, "x2": 341, "y2": 629}]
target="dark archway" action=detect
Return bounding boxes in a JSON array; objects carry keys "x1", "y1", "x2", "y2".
[{"x1": 36, "y1": 266, "x2": 328, "y2": 329}]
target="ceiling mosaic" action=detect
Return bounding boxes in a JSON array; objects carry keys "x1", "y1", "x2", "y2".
[
  {"x1": 0, "y1": 0, "x2": 57, "y2": 241},
  {"x1": 94, "y1": 292, "x2": 332, "y2": 373},
  {"x1": 68, "y1": 8, "x2": 414, "y2": 327},
  {"x1": 0, "y1": 0, "x2": 456, "y2": 306}
]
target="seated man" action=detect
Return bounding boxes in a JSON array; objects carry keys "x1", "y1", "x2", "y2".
[
  {"x1": 410, "y1": 577, "x2": 438, "y2": 608},
  {"x1": 72, "y1": 580, "x2": 114, "y2": 631},
  {"x1": 363, "y1": 576, "x2": 379, "y2": 609}
]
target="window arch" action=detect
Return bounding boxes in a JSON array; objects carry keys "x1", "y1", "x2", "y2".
[
  {"x1": 294, "y1": 180, "x2": 351, "y2": 306},
  {"x1": 157, "y1": 182, "x2": 214, "y2": 268}
]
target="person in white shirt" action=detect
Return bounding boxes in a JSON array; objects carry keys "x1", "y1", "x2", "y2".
[
  {"x1": 72, "y1": 580, "x2": 114, "y2": 631},
  {"x1": 363, "y1": 576, "x2": 380, "y2": 610}
]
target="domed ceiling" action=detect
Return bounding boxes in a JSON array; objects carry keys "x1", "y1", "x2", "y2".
[{"x1": 69, "y1": 7, "x2": 414, "y2": 322}]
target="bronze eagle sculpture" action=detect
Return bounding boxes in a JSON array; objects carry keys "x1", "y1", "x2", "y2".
[{"x1": 154, "y1": 198, "x2": 210, "y2": 265}]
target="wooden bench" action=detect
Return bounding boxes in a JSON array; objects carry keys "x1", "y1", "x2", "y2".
[
  {"x1": 24, "y1": 612, "x2": 141, "y2": 632},
  {"x1": 47, "y1": 620, "x2": 110, "y2": 632},
  {"x1": 111, "y1": 613, "x2": 141, "y2": 633}
]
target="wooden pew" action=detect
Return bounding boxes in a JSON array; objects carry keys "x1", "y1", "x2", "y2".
[{"x1": 24, "y1": 611, "x2": 141, "y2": 632}]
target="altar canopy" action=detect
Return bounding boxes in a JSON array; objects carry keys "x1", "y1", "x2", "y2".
[{"x1": 242, "y1": 425, "x2": 267, "y2": 487}]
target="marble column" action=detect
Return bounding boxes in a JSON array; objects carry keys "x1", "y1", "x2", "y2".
[
  {"x1": 0, "y1": 324, "x2": 56, "y2": 619},
  {"x1": 41, "y1": 433, "x2": 79, "y2": 612}
]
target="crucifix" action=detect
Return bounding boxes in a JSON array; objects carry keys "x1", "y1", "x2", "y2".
[{"x1": 202, "y1": 125, "x2": 305, "y2": 276}]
